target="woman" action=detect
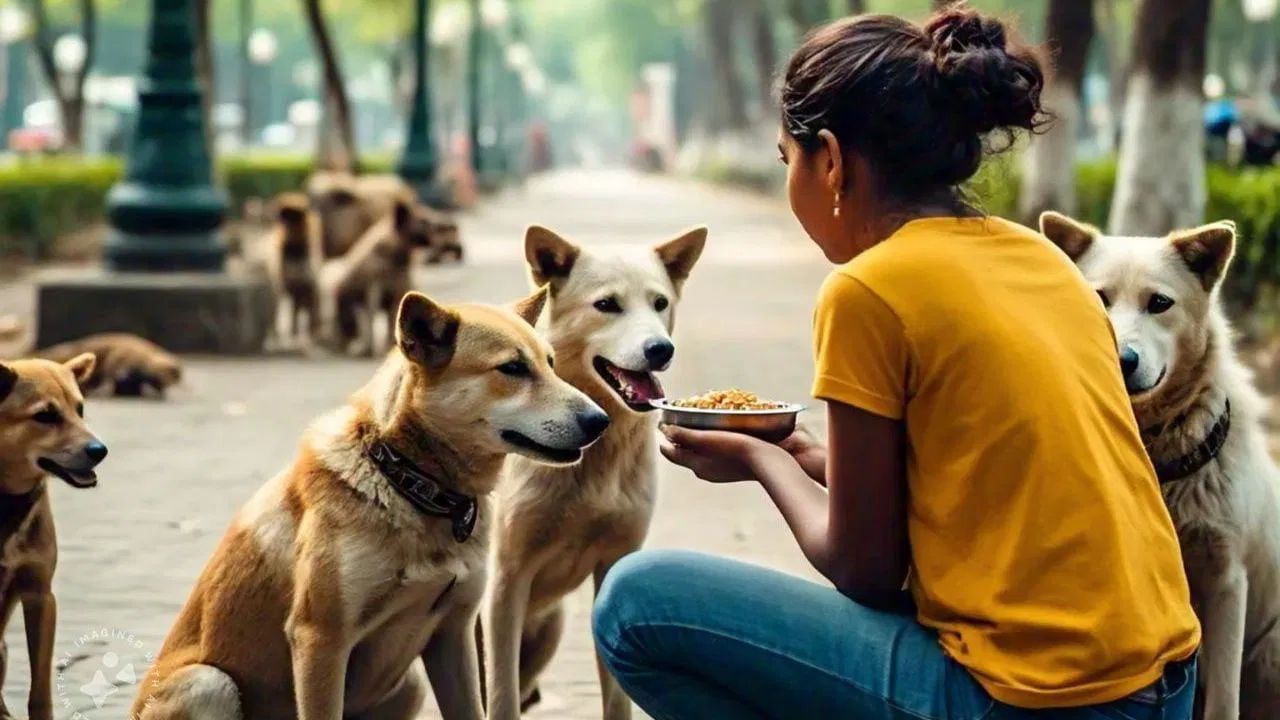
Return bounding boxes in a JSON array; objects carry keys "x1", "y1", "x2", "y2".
[{"x1": 591, "y1": 7, "x2": 1200, "y2": 720}]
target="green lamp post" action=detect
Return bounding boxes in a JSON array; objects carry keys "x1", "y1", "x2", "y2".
[
  {"x1": 103, "y1": 0, "x2": 228, "y2": 271},
  {"x1": 397, "y1": 0, "x2": 448, "y2": 207},
  {"x1": 467, "y1": 0, "x2": 488, "y2": 184}
]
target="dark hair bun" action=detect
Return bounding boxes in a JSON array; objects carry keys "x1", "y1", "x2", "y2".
[{"x1": 925, "y1": 8, "x2": 1044, "y2": 136}]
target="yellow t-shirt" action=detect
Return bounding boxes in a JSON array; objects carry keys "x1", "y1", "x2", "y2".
[{"x1": 812, "y1": 216, "x2": 1200, "y2": 709}]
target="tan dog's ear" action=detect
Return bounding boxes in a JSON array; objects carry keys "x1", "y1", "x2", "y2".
[
  {"x1": 64, "y1": 353, "x2": 96, "y2": 388},
  {"x1": 0, "y1": 363, "x2": 15, "y2": 402},
  {"x1": 511, "y1": 286, "x2": 549, "y2": 327},
  {"x1": 655, "y1": 226, "x2": 708, "y2": 286},
  {"x1": 1171, "y1": 220, "x2": 1236, "y2": 291},
  {"x1": 1040, "y1": 211, "x2": 1098, "y2": 262},
  {"x1": 396, "y1": 292, "x2": 460, "y2": 369},
  {"x1": 393, "y1": 199, "x2": 413, "y2": 232},
  {"x1": 525, "y1": 226, "x2": 579, "y2": 287}
]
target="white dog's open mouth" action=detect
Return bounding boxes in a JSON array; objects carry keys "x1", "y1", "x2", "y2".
[
  {"x1": 37, "y1": 458, "x2": 98, "y2": 489},
  {"x1": 500, "y1": 430, "x2": 584, "y2": 465},
  {"x1": 1127, "y1": 367, "x2": 1168, "y2": 397},
  {"x1": 593, "y1": 357, "x2": 662, "y2": 411}
]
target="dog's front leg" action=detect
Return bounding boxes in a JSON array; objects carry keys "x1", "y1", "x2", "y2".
[
  {"x1": 594, "y1": 560, "x2": 632, "y2": 720},
  {"x1": 1202, "y1": 562, "x2": 1248, "y2": 720},
  {"x1": 360, "y1": 283, "x2": 381, "y2": 357},
  {"x1": 287, "y1": 556, "x2": 350, "y2": 720},
  {"x1": 22, "y1": 591, "x2": 55, "y2": 720},
  {"x1": 485, "y1": 570, "x2": 532, "y2": 720},
  {"x1": 424, "y1": 607, "x2": 485, "y2": 720}
]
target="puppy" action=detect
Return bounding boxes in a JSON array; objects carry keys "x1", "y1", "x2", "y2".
[
  {"x1": 318, "y1": 199, "x2": 441, "y2": 357},
  {"x1": 1043, "y1": 212, "x2": 1280, "y2": 720},
  {"x1": 486, "y1": 225, "x2": 707, "y2": 720},
  {"x1": 264, "y1": 192, "x2": 323, "y2": 347},
  {"x1": 0, "y1": 353, "x2": 107, "y2": 720},
  {"x1": 134, "y1": 289, "x2": 609, "y2": 720},
  {"x1": 33, "y1": 334, "x2": 181, "y2": 398}
]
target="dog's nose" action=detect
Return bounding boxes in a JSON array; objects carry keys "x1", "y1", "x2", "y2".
[
  {"x1": 577, "y1": 410, "x2": 610, "y2": 441},
  {"x1": 1119, "y1": 347, "x2": 1140, "y2": 378},
  {"x1": 643, "y1": 340, "x2": 675, "y2": 369},
  {"x1": 83, "y1": 441, "x2": 108, "y2": 464}
]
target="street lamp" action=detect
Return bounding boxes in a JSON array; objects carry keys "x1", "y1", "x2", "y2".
[
  {"x1": 53, "y1": 33, "x2": 86, "y2": 92},
  {"x1": 397, "y1": 0, "x2": 448, "y2": 207},
  {"x1": 0, "y1": 3, "x2": 30, "y2": 142},
  {"x1": 474, "y1": 0, "x2": 510, "y2": 187},
  {"x1": 1243, "y1": 0, "x2": 1278, "y2": 97},
  {"x1": 248, "y1": 28, "x2": 277, "y2": 140}
]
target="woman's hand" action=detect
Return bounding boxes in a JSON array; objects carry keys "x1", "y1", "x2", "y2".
[
  {"x1": 658, "y1": 425, "x2": 788, "y2": 483},
  {"x1": 778, "y1": 425, "x2": 828, "y2": 484}
]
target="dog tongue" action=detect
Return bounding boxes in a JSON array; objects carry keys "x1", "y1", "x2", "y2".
[{"x1": 612, "y1": 367, "x2": 663, "y2": 404}]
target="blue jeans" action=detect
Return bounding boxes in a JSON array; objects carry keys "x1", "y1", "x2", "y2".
[{"x1": 592, "y1": 550, "x2": 1196, "y2": 720}]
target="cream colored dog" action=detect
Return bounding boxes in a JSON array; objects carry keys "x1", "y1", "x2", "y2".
[
  {"x1": 134, "y1": 289, "x2": 609, "y2": 720},
  {"x1": 486, "y1": 225, "x2": 707, "y2": 720},
  {"x1": 1043, "y1": 212, "x2": 1280, "y2": 720}
]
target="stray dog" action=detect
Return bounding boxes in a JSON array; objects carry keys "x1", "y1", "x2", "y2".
[
  {"x1": 34, "y1": 334, "x2": 181, "y2": 398},
  {"x1": 318, "y1": 198, "x2": 445, "y2": 356},
  {"x1": 1042, "y1": 211, "x2": 1280, "y2": 720},
  {"x1": 133, "y1": 289, "x2": 609, "y2": 720},
  {"x1": 0, "y1": 353, "x2": 107, "y2": 720},
  {"x1": 308, "y1": 172, "x2": 464, "y2": 264},
  {"x1": 265, "y1": 192, "x2": 323, "y2": 347},
  {"x1": 486, "y1": 225, "x2": 707, "y2": 720}
]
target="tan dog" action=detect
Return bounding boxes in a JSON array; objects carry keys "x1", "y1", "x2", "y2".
[
  {"x1": 1043, "y1": 212, "x2": 1280, "y2": 720},
  {"x1": 308, "y1": 172, "x2": 463, "y2": 264},
  {"x1": 34, "y1": 334, "x2": 181, "y2": 398},
  {"x1": 134, "y1": 289, "x2": 609, "y2": 720},
  {"x1": 486, "y1": 226, "x2": 707, "y2": 720},
  {"x1": 317, "y1": 199, "x2": 446, "y2": 356},
  {"x1": 264, "y1": 192, "x2": 323, "y2": 347},
  {"x1": 0, "y1": 353, "x2": 107, "y2": 720}
]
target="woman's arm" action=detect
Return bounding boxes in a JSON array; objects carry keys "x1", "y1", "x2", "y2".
[{"x1": 659, "y1": 400, "x2": 910, "y2": 609}]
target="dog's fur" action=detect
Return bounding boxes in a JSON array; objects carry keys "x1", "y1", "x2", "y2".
[
  {"x1": 33, "y1": 334, "x2": 181, "y2": 398},
  {"x1": 133, "y1": 289, "x2": 608, "y2": 720},
  {"x1": 485, "y1": 225, "x2": 707, "y2": 720},
  {"x1": 264, "y1": 192, "x2": 323, "y2": 347},
  {"x1": 317, "y1": 199, "x2": 446, "y2": 356},
  {"x1": 308, "y1": 172, "x2": 463, "y2": 265},
  {"x1": 0, "y1": 353, "x2": 106, "y2": 720},
  {"x1": 1043, "y1": 212, "x2": 1280, "y2": 720}
]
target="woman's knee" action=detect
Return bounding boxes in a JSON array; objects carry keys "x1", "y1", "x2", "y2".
[{"x1": 592, "y1": 549, "x2": 708, "y2": 656}]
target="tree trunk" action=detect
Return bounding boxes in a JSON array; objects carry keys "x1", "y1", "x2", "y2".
[
  {"x1": 1108, "y1": 0, "x2": 1211, "y2": 235},
  {"x1": 302, "y1": 0, "x2": 357, "y2": 172},
  {"x1": 705, "y1": 0, "x2": 748, "y2": 131},
  {"x1": 845, "y1": 0, "x2": 866, "y2": 14},
  {"x1": 193, "y1": 0, "x2": 216, "y2": 157},
  {"x1": 749, "y1": 0, "x2": 779, "y2": 112},
  {"x1": 26, "y1": 0, "x2": 94, "y2": 152},
  {"x1": 1094, "y1": 0, "x2": 1126, "y2": 152},
  {"x1": 1019, "y1": 0, "x2": 1093, "y2": 225}
]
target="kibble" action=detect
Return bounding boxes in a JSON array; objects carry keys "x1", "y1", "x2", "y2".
[{"x1": 671, "y1": 389, "x2": 784, "y2": 411}]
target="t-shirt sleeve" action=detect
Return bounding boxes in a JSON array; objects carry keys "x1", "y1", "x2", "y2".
[{"x1": 811, "y1": 272, "x2": 910, "y2": 420}]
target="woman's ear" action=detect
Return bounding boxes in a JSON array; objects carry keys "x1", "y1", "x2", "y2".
[{"x1": 816, "y1": 129, "x2": 845, "y2": 196}]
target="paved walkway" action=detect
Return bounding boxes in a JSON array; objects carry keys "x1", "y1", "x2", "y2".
[{"x1": 0, "y1": 170, "x2": 833, "y2": 719}]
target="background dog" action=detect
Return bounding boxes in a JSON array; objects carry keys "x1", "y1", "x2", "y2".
[
  {"x1": 1043, "y1": 211, "x2": 1280, "y2": 719},
  {"x1": 33, "y1": 334, "x2": 181, "y2": 398},
  {"x1": 485, "y1": 225, "x2": 706, "y2": 720},
  {"x1": 133, "y1": 289, "x2": 608, "y2": 720},
  {"x1": 0, "y1": 353, "x2": 106, "y2": 720},
  {"x1": 263, "y1": 192, "x2": 323, "y2": 349}
]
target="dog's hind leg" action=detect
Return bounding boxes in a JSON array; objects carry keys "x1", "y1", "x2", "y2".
[
  {"x1": 22, "y1": 591, "x2": 55, "y2": 720},
  {"x1": 486, "y1": 570, "x2": 532, "y2": 720},
  {"x1": 136, "y1": 664, "x2": 243, "y2": 720},
  {"x1": 518, "y1": 603, "x2": 564, "y2": 711},
  {"x1": 1200, "y1": 562, "x2": 1248, "y2": 720}
]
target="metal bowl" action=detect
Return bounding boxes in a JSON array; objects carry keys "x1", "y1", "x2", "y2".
[{"x1": 651, "y1": 399, "x2": 805, "y2": 443}]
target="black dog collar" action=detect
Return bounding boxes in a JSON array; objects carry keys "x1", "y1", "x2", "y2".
[
  {"x1": 1149, "y1": 400, "x2": 1231, "y2": 485},
  {"x1": 367, "y1": 440, "x2": 477, "y2": 542}
]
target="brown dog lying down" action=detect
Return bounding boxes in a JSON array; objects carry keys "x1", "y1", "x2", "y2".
[
  {"x1": 33, "y1": 333, "x2": 181, "y2": 398},
  {"x1": 0, "y1": 353, "x2": 106, "y2": 720}
]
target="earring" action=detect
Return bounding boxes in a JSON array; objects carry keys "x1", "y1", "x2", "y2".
[{"x1": 833, "y1": 192, "x2": 842, "y2": 218}]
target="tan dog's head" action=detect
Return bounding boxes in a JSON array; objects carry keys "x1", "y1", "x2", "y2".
[
  {"x1": 0, "y1": 354, "x2": 107, "y2": 492},
  {"x1": 272, "y1": 192, "x2": 317, "y2": 259},
  {"x1": 392, "y1": 289, "x2": 608, "y2": 465},
  {"x1": 523, "y1": 225, "x2": 706, "y2": 416},
  {"x1": 392, "y1": 199, "x2": 458, "y2": 257},
  {"x1": 1041, "y1": 211, "x2": 1236, "y2": 413}
]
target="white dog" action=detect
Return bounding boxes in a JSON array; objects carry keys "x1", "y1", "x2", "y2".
[
  {"x1": 1042, "y1": 211, "x2": 1280, "y2": 720},
  {"x1": 484, "y1": 225, "x2": 707, "y2": 720}
]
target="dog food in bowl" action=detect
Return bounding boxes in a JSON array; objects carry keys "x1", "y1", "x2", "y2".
[{"x1": 652, "y1": 390, "x2": 803, "y2": 443}]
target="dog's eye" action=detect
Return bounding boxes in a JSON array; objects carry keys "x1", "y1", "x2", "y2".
[
  {"x1": 1147, "y1": 293, "x2": 1175, "y2": 315},
  {"x1": 653, "y1": 296, "x2": 669, "y2": 312},
  {"x1": 593, "y1": 297, "x2": 623, "y2": 314},
  {"x1": 1096, "y1": 290, "x2": 1111, "y2": 308},
  {"x1": 496, "y1": 360, "x2": 531, "y2": 377},
  {"x1": 31, "y1": 407, "x2": 61, "y2": 425}
]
